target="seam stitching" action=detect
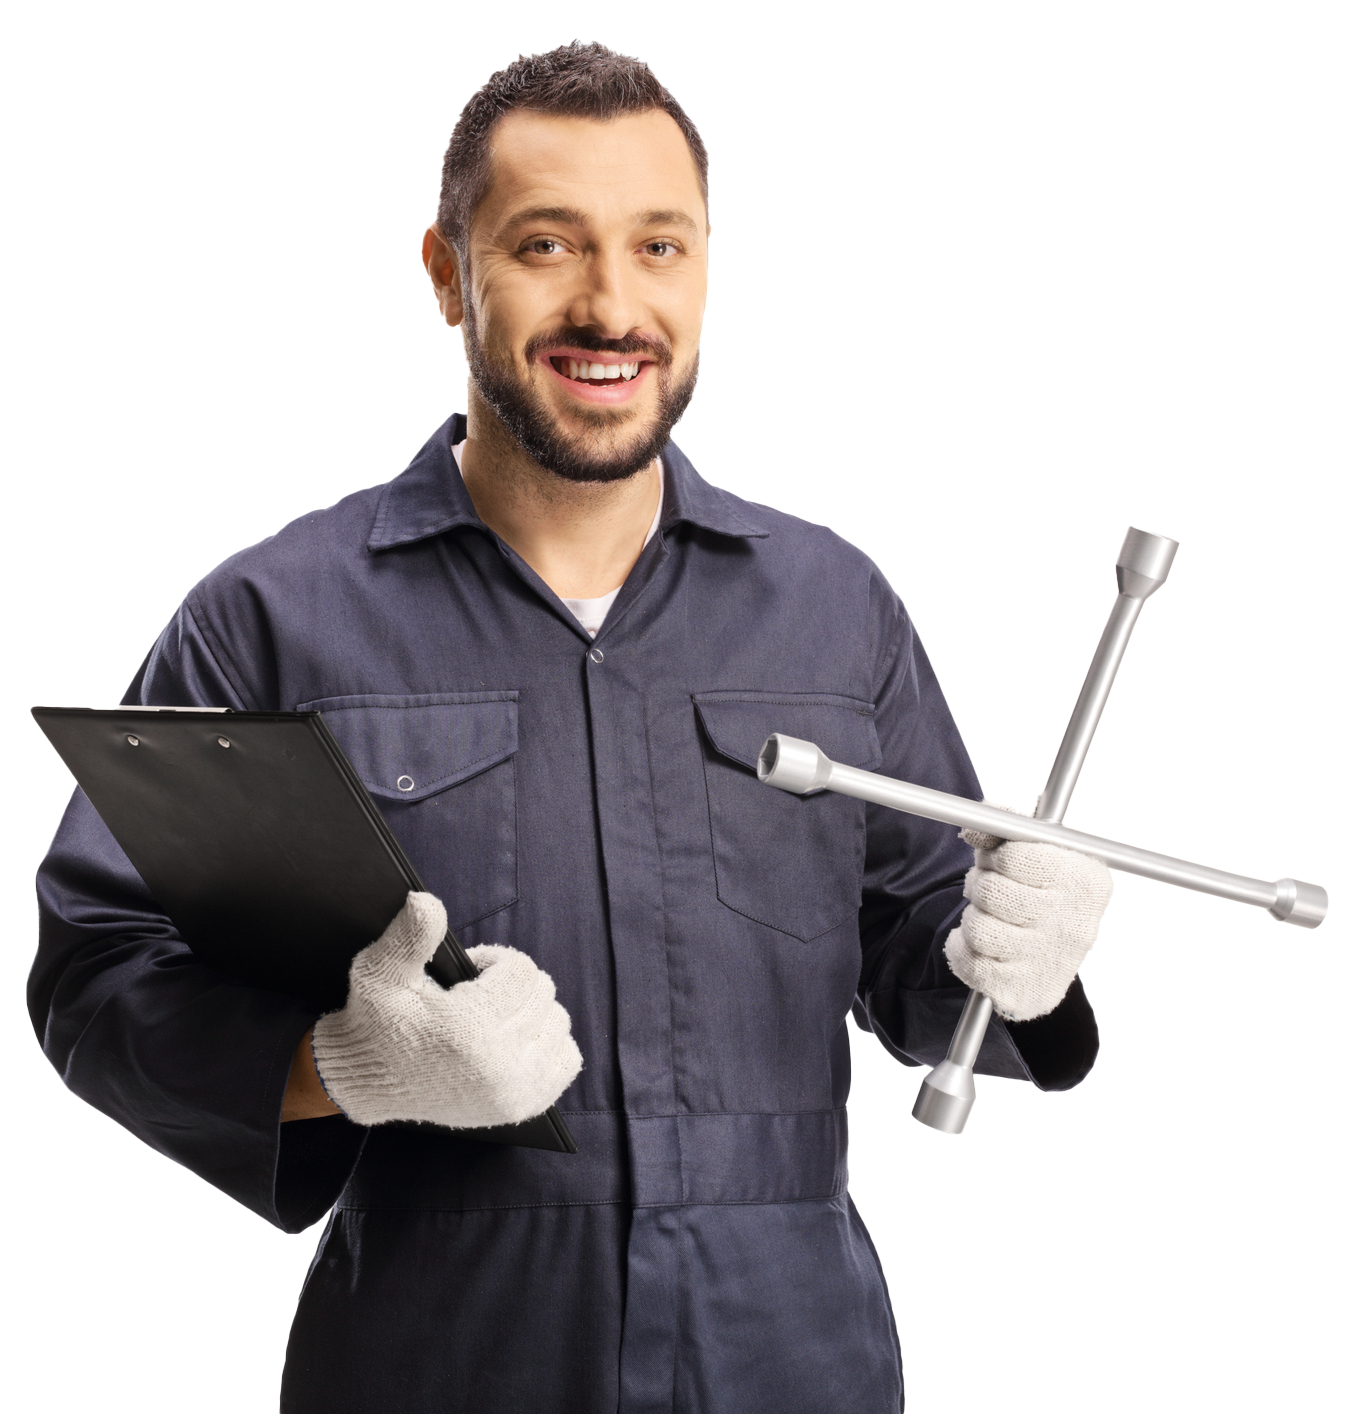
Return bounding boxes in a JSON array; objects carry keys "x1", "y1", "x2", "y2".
[{"x1": 182, "y1": 596, "x2": 255, "y2": 710}]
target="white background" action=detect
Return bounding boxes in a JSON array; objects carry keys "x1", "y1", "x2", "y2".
[{"x1": 2, "y1": 3, "x2": 1352, "y2": 1410}]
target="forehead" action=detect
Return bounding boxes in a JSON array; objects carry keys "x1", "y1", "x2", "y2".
[{"x1": 474, "y1": 108, "x2": 705, "y2": 233}]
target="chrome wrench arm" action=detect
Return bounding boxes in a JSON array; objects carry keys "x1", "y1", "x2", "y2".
[
  {"x1": 914, "y1": 529, "x2": 1179, "y2": 1130},
  {"x1": 757, "y1": 737, "x2": 1326, "y2": 924}
]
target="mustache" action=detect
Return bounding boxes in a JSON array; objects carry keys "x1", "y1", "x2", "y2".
[{"x1": 524, "y1": 329, "x2": 672, "y2": 364}]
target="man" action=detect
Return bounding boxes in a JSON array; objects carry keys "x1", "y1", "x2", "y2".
[{"x1": 31, "y1": 42, "x2": 1110, "y2": 1414}]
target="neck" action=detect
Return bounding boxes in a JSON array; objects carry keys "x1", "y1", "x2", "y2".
[{"x1": 459, "y1": 385, "x2": 662, "y2": 601}]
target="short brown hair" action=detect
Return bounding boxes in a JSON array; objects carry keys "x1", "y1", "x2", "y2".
[{"x1": 437, "y1": 41, "x2": 708, "y2": 260}]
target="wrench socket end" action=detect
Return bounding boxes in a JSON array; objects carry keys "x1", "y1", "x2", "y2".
[{"x1": 912, "y1": 1062, "x2": 976, "y2": 1134}]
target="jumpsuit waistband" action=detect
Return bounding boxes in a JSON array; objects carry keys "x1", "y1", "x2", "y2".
[{"x1": 338, "y1": 1109, "x2": 850, "y2": 1212}]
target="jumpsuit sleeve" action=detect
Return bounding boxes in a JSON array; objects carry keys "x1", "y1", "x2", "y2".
[
  {"x1": 29, "y1": 597, "x2": 366, "y2": 1232},
  {"x1": 855, "y1": 570, "x2": 1099, "y2": 1092}
]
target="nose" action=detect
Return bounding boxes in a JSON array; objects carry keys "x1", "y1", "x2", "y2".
[{"x1": 565, "y1": 247, "x2": 643, "y2": 340}]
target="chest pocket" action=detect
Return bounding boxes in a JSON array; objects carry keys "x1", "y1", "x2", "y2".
[
  {"x1": 692, "y1": 691, "x2": 881, "y2": 942},
  {"x1": 297, "y1": 691, "x2": 519, "y2": 933}
]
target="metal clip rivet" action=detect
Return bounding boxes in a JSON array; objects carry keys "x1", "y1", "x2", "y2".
[
  {"x1": 126, "y1": 735, "x2": 139, "y2": 746},
  {"x1": 218, "y1": 737, "x2": 231, "y2": 748}
]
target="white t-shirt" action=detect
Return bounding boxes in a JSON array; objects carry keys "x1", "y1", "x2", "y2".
[{"x1": 452, "y1": 441, "x2": 663, "y2": 638}]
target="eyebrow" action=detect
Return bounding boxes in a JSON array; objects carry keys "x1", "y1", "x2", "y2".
[
  {"x1": 632, "y1": 209, "x2": 701, "y2": 234},
  {"x1": 503, "y1": 205, "x2": 591, "y2": 229},
  {"x1": 501, "y1": 205, "x2": 701, "y2": 235}
]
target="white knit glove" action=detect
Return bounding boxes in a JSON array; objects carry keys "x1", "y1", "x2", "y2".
[
  {"x1": 943, "y1": 811, "x2": 1113, "y2": 1022},
  {"x1": 312, "y1": 892, "x2": 583, "y2": 1129}
]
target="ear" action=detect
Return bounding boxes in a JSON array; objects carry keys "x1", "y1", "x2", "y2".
[{"x1": 422, "y1": 226, "x2": 465, "y2": 328}]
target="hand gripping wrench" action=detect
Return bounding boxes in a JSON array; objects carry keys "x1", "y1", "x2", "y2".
[{"x1": 757, "y1": 529, "x2": 1327, "y2": 1133}]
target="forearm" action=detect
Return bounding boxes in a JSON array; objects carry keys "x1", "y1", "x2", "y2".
[
  {"x1": 856, "y1": 579, "x2": 1101, "y2": 1091},
  {"x1": 33, "y1": 789, "x2": 358, "y2": 1228},
  {"x1": 858, "y1": 884, "x2": 1099, "y2": 1090}
]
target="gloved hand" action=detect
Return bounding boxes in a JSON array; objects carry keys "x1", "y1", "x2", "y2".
[
  {"x1": 943, "y1": 813, "x2": 1113, "y2": 1022},
  {"x1": 312, "y1": 891, "x2": 583, "y2": 1128}
]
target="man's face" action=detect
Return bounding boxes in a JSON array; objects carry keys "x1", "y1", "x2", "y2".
[{"x1": 429, "y1": 108, "x2": 708, "y2": 483}]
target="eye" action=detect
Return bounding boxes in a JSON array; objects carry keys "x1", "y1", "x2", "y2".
[
  {"x1": 643, "y1": 240, "x2": 679, "y2": 258},
  {"x1": 526, "y1": 237, "x2": 564, "y2": 256}
]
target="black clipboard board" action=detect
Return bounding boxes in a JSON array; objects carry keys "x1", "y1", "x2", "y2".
[{"x1": 33, "y1": 705, "x2": 577, "y2": 1155}]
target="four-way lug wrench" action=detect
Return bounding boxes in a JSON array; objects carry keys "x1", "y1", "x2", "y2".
[{"x1": 758, "y1": 528, "x2": 1328, "y2": 1134}]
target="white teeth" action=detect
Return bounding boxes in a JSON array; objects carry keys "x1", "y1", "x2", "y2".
[{"x1": 558, "y1": 357, "x2": 642, "y2": 382}]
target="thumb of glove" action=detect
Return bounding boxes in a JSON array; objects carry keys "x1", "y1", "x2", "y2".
[{"x1": 366, "y1": 891, "x2": 449, "y2": 990}]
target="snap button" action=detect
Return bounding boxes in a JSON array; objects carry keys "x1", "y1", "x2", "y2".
[
  {"x1": 588, "y1": 647, "x2": 604, "y2": 664},
  {"x1": 397, "y1": 775, "x2": 415, "y2": 792},
  {"x1": 126, "y1": 735, "x2": 139, "y2": 747}
]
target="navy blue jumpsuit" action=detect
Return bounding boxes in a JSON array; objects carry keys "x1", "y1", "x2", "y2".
[{"x1": 31, "y1": 416, "x2": 1097, "y2": 1413}]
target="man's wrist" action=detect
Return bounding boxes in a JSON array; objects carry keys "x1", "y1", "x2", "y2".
[{"x1": 281, "y1": 1027, "x2": 342, "y2": 1122}]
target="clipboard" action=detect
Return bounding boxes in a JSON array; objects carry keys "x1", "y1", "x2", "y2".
[{"x1": 32, "y1": 705, "x2": 578, "y2": 1155}]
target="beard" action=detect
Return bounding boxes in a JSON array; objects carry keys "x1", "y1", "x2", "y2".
[{"x1": 463, "y1": 309, "x2": 699, "y2": 485}]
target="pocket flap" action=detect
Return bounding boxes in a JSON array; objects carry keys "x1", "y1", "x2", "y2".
[
  {"x1": 297, "y1": 692, "x2": 519, "y2": 802},
  {"x1": 693, "y1": 691, "x2": 880, "y2": 774}
]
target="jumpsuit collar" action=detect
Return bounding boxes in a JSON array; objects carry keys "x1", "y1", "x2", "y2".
[{"x1": 367, "y1": 413, "x2": 770, "y2": 555}]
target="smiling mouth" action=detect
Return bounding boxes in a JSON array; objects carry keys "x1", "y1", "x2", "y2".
[{"x1": 550, "y1": 356, "x2": 645, "y2": 385}]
